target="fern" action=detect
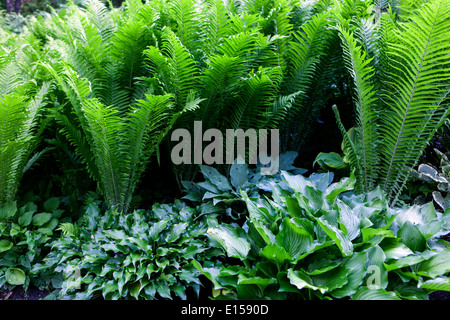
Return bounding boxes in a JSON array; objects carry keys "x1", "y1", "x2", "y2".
[{"x1": 335, "y1": 0, "x2": 450, "y2": 204}]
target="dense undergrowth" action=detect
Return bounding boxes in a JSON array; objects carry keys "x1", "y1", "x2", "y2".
[{"x1": 0, "y1": 0, "x2": 450, "y2": 300}]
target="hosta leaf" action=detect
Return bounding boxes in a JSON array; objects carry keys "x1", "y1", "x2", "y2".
[
  {"x1": 384, "y1": 250, "x2": 436, "y2": 271},
  {"x1": 149, "y1": 220, "x2": 169, "y2": 241},
  {"x1": 275, "y1": 218, "x2": 312, "y2": 259},
  {"x1": 237, "y1": 274, "x2": 276, "y2": 294},
  {"x1": 366, "y1": 245, "x2": 388, "y2": 289},
  {"x1": 260, "y1": 243, "x2": 291, "y2": 264},
  {"x1": 352, "y1": 287, "x2": 400, "y2": 300},
  {"x1": 32, "y1": 213, "x2": 52, "y2": 226},
  {"x1": 157, "y1": 282, "x2": 172, "y2": 299},
  {"x1": 18, "y1": 210, "x2": 34, "y2": 227},
  {"x1": 44, "y1": 197, "x2": 60, "y2": 212},
  {"x1": 397, "y1": 221, "x2": 426, "y2": 252},
  {"x1": 282, "y1": 171, "x2": 314, "y2": 194},
  {"x1": 331, "y1": 251, "x2": 367, "y2": 298},
  {"x1": 166, "y1": 222, "x2": 188, "y2": 243},
  {"x1": 417, "y1": 248, "x2": 450, "y2": 278},
  {"x1": 207, "y1": 226, "x2": 250, "y2": 260},
  {"x1": 310, "y1": 266, "x2": 349, "y2": 292},
  {"x1": 5, "y1": 267, "x2": 26, "y2": 285},
  {"x1": 0, "y1": 239, "x2": 13, "y2": 252},
  {"x1": 316, "y1": 217, "x2": 353, "y2": 257},
  {"x1": 287, "y1": 269, "x2": 326, "y2": 294},
  {"x1": 0, "y1": 202, "x2": 17, "y2": 220},
  {"x1": 419, "y1": 277, "x2": 450, "y2": 292},
  {"x1": 200, "y1": 165, "x2": 232, "y2": 191},
  {"x1": 337, "y1": 200, "x2": 360, "y2": 240},
  {"x1": 314, "y1": 152, "x2": 347, "y2": 170},
  {"x1": 380, "y1": 238, "x2": 414, "y2": 260},
  {"x1": 230, "y1": 156, "x2": 248, "y2": 190},
  {"x1": 361, "y1": 228, "x2": 395, "y2": 242}
]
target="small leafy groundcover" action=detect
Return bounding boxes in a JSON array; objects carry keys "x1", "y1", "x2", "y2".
[
  {"x1": 194, "y1": 168, "x2": 450, "y2": 300},
  {"x1": 0, "y1": 197, "x2": 66, "y2": 289},
  {"x1": 33, "y1": 199, "x2": 222, "y2": 300}
]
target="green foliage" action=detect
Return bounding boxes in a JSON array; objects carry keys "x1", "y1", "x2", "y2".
[
  {"x1": 411, "y1": 149, "x2": 450, "y2": 211},
  {"x1": 334, "y1": 0, "x2": 450, "y2": 204},
  {"x1": 33, "y1": 199, "x2": 221, "y2": 300},
  {"x1": 38, "y1": 0, "x2": 188, "y2": 212},
  {"x1": 0, "y1": 197, "x2": 67, "y2": 290},
  {"x1": 0, "y1": 30, "x2": 51, "y2": 206},
  {"x1": 195, "y1": 170, "x2": 450, "y2": 299}
]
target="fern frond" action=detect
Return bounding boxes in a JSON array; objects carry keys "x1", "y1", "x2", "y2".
[
  {"x1": 338, "y1": 26, "x2": 379, "y2": 192},
  {"x1": 378, "y1": 0, "x2": 450, "y2": 203}
]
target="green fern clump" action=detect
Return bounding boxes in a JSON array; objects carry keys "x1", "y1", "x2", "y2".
[
  {"x1": 334, "y1": 0, "x2": 450, "y2": 204},
  {"x1": 35, "y1": 0, "x2": 198, "y2": 213},
  {"x1": 0, "y1": 32, "x2": 51, "y2": 206}
]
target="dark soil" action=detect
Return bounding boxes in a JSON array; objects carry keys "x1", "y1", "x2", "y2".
[{"x1": 0, "y1": 286, "x2": 49, "y2": 300}]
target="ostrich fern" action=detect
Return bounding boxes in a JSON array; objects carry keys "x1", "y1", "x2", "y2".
[
  {"x1": 334, "y1": 0, "x2": 450, "y2": 204},
  {"x1": 42, "y1": 0, "x2": 188, "y2": 212},
  {"x1": 0, "y1": 44, "x2": 50, "y2": 205}
]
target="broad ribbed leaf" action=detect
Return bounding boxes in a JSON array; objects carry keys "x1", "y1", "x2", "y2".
[
  {"x1": 316, "y1": 217, "x2": 353, "y2": 257},
  {"x1": 207, "y1": 225, "x2": 250, "y2": 260},
  {"x1": 275, "y1": 217, "x2": 313, "y2": 260}
]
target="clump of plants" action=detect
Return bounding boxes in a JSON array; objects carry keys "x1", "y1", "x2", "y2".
[
  {"x1": 194, "y1": 169, "x2": 450, "y2": 299},
  {"x1": 32, "y1": 196, "x2": 223, "y2": 299},
  {"x1": 0, "y1": 197, "x2": 68, "y2": 290}
]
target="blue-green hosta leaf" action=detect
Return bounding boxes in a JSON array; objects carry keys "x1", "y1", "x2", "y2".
[
  {"x1": 337, "y1": 200, "x2": 360, "y2": 240},
  {"x1": 281, "y1": 171, "x2": 314, "y2": 194},
  {"x1": 397, "y1": 221, "x2": 426, "y2": 252},
  {"x1": 385, "y1": 250, "x2": 437, "y2": 271},
  {"x1": 325, "y1": 173, "x2": 356, "y2": 204},
  {"x1": 394, "y1": 205, "x2": 424, "y2": 227},
  {"x1": 316, "y1": 217, "x2": 353, "y2": 257},
  {"x1": 230, "y1": 156, "x2": 248, "y2": 190},
  {"x1": 352, "y1": 287, "x2": 400, "y2": 300},
  {"x1": 275, "y1": 217, "x2": 313, "y2": 260},
  {"x1": 260, "y1": 243, "x2": 291, "y2": 264},
  {"x1": 207, "y1": 225, "x2": 250, "y2": 260},
  {"x1": 308, "y1": 172, "x2": 334, "y2": 193},
  {"x1": 240, "y1": 190, "x2": 274, "y2": 224},
  {"x1": 331, "y1": 251, "x2": 367, "y2": 298},
  {"x1": 366, "y1": 245, "x2": 388, "y2": 289},
  {"x1": 279, "y1": 151, "x2": 299, "y2": 170},
  {"x1": 417, "y1": 248, "x2": 450, "y2": 278},
  {"x1": 200, "y1": 165, "x2": 232, "y2": 191},
  {"x1": 5, "y1": 267, "x2": 26, "y2": 285},
  {"x1": 419, "y1": 277, "x2": 450, "y2": 292}
]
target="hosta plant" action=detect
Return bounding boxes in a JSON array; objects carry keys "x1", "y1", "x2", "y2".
[
  {"x1": 194, "y1": 171, "x2": 450, "y2": 300},
  {"x1": 0, "y1": 197, "x2": 67, "y2": 290},
  {"x1": 411, "y1": 149, "x2": 450, "y2": 211},
  {"x1": 181, "y1": 152, "x2": 306, "y2": 220},
  {"x1": 32, "y1": 198, "x2": 222, "y2": 300}
]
